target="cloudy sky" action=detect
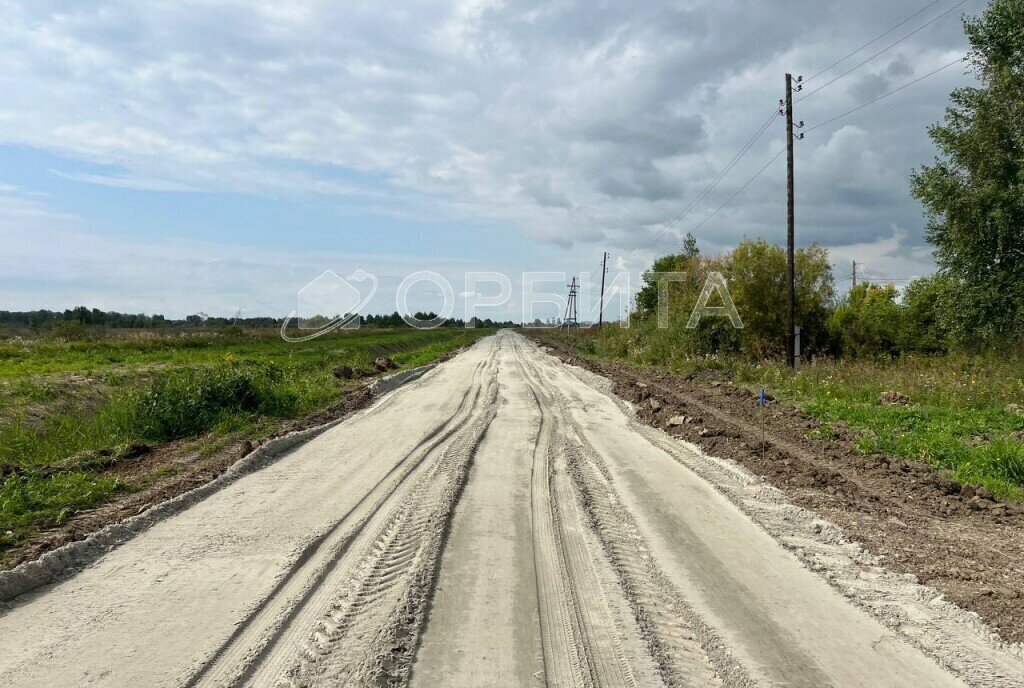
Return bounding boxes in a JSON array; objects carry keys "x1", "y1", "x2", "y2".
[{"x1": 0, "y1": 0, "x2": 980, "y2": 319}]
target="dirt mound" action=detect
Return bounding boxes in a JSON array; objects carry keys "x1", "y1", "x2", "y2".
[
  {"x1": 879, "y1": 390, "x2": 911, "y2": 406},
  {"x1": 373, "y1": 356, "x2": 397, "y2": 372}
]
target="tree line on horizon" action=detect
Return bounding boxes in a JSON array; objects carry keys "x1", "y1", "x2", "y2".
[{"x1": 0, "y1": 308, "x2": 519, "y2": 333}]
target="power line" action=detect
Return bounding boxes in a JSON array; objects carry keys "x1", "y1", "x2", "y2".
[
  {"x1": 798, "y1": 0, "x2": 970, "y2": 103},
  {"x1": 678, "y1": 146, "x2": 786, "y2": 238},
  {"x1": 639, "y1": 1, "x2": 968, "y2": 254},
  {"x1": 805, "y1": 55, "x2": 967, "y2": 134},
  {"x1": 855, "y1": 265, "x2": 919, "y2": 282},
  {"x1": 560, "y1": 276, "x2": 579, "y2": 330},
  {"x1": 785, "y1": 73, "x2": 798, "y2": 368},
  {"x1": 644, "y1": 50, "x2": 965, "y2": 277},
  {"x1": 804, "y1": 0, "x2": 949, "y2": 83},
  {"x1": 640, "y1": 109, "x2": 779, "y2": 252}
]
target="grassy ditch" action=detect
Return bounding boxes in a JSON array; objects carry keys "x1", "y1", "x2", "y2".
[
  {"x1": 0, "y1": 327, "x2": 487, "y2": 554},
  {"x1": 539, "y1": 328, "x2": 1024, "y2": 500}
]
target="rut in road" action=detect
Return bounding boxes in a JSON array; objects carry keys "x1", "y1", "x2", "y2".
[
  {"x1": 516, "y1": 352, "x2": 643, "y2": 687},
  {"x1": 410, "y1": 333, "x2": 727, "y2": 687}
]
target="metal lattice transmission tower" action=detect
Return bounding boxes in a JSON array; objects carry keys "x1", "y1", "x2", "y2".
[{"x1": 561, "y1": 276, "x2": 579, "y2": 330}]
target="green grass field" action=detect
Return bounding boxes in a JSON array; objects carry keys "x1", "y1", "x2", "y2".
[
  {"x1": 0, "y1": 326, "x2": 487, "y2": 556},
  {"x1": 735, "y1": 355, "x2": 1024, "y2": 499},
  {"x1": 542, "y1": 328, "x2": 1024, "y2": 500}
]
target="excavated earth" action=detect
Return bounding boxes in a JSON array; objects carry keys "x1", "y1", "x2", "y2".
[{"x1": 0, "y1": 331, "x2": 1022, "y2": 687}]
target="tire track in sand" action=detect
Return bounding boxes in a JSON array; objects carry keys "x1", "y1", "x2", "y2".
[
  {"x1": 187, "y1": 348, "x2": 498, "y2": 687},
  {"x1": 511, "y1": 333, "x2": 739, "y2": 687},
  {"x1": 276, "y1": 368, "x2": 499, "y2": 686},
  {"x1": 510, "y1": 338, "x2": 650, "y2": 687}
]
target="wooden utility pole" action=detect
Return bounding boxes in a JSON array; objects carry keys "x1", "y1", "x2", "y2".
[
  {"x1": 852, "y1": 260, "x2": 857, "y2": 289},
  {"x1": 598, "y1": 251, "x2": 609, "y2": 329},
  {"x1": 785, "y1": 73, "x2": 797, "y2": 369}
]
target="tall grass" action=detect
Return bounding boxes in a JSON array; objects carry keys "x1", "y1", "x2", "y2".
[
  {"x1": 1, "y1": 363, "x2": 302, "y2": 468},
  {"x1": 736, "y1": 354, "x2": 1024, "y2": 499},
  {"x1": 0, "y1": 361, "x2": 318, "y2": 542},
  {"x1": 0, "y1": 327, "x2": 478, "y2": 377},
  {"x1": 131, "y1": 363, "x2": 300, "y2": 440},
  {"x1": 1, "y1": 473, "x2": 126, "y2": 532}
]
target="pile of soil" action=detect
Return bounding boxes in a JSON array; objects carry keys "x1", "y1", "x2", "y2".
[{"x1": 534, "y1": 336, "x2": 1024, "y2": 646}]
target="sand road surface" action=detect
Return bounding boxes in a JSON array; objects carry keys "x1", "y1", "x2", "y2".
[{"x1": 1, "y1": 331, "x2": 1022, "y2": 687}]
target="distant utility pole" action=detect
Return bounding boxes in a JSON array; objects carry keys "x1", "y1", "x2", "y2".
[
  {"x1": 782, "y1": 73, "x2": 804, "y2": 369},
  {"x1": 561, "y1": 276, "x2": 579, "y2": 331},
  {"x1": 852, "y1": 260, "x2": 857, "y2": 289},
  {"x1": 597, "y1": 252, "x2": 609, "y2": 329}
]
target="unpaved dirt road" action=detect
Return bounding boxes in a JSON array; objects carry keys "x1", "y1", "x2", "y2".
[{"x1": 1, "y1": 331, "x2": 1022, "y2": 687}]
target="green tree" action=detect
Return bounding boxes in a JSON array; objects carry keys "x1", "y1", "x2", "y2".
[
  {"x1": 829, "y1": 283, "x2": 903, "y2": 357},
  {"x1": 910, "y1": 0, "x2": 1024, "y2": 344},
  {"x1": 632, "y1": 236, "x2": 835, "y2": 358},
  {"x1": 635, "y1": 233, "x2": 701, "y2": 315},
  {"x1": 899, "y1": 273, "x2": 955, "y2": 352},
  {"x1": 723, "y1": 240, "x2": 835, "y2": 357}
]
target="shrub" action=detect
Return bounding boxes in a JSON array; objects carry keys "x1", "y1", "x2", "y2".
[
  {"x1": 48, "y1": 321, "x2": 94, "y2": 341},
  {"x1": 218, "y1": 324, "x2": 246, "y2": 337},
  {"x1": 632, "y1": 237, "x2": 836, "y2": 359}
]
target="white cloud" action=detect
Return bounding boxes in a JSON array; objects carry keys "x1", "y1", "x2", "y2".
[
  {"x1": 0, "y1": 0, "x2": 979, "y2": 297},
  {"x1": 0, "y1": 216, "x2": 490, "y2": 318},
  {"x1": 50, "y1": 170, "x2": 201, "y2": 192},
  {"x1": 0, "y1": 183, "x2": 79, "y2": 228}
]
